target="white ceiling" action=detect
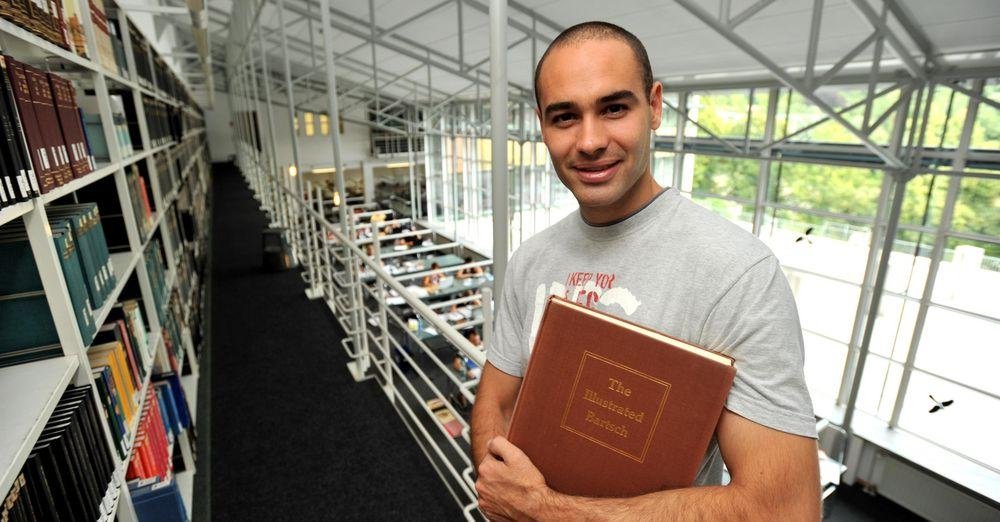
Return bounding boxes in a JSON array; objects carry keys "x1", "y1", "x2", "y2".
[{"x1": 207, "y1": 0, "x2": 1000, "y2": 104}]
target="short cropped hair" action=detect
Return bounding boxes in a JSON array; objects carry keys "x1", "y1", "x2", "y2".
[{"x1": 533, "y1": 21, "x2": 654, "y2": 108}]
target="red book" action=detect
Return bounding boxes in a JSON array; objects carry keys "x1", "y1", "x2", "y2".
[
  {"x1": 507, "y1": 296, "x2": 736, "y2": 498},
  {"x1": 22, "y1": 63, "x2": 72, "y2": 186},
  {"x1": 2, "y1": 56, "x2": 56, "y2": 193},
  {"x1": 47, "y1": 73, "x2": 91, "y2": 179},
  {"x1": 115, "y1": 320, "x2": 142, "y2": 389}
]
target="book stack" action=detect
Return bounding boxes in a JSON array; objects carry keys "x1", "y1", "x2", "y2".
[
  {"x1": 126, "y1": 388, "x2": 172, "y2": 482},
  {"x1": 0, "y1": 0, "x2": 73, "y2": 51},
  {"x1": 88, "y1": 0, "x2": 118, "y2": 73},
  {"x1": 128, "y1": 478, "x2": 187, "y2": 522},
  {"x1": 89, "y1": 340, "x2": 140, "y2": 456},
  {"x1": 0, "y1": 203, "x2": 114, "y2": 366},
  {"x1": 156, "y1": 150, "x2": 174, "y2": 197},
  {"x1": 144, "y1": 237, "x2": 169, "y2": 322},
  {"x1": 153, "y1": 375, "x2": 192, "y2": 440},
  {"x1": 0, "y1": 54, "x2": 93, "y2": 201},
  {"x1": 128, "y1": 22, "x2": 153, "y2": 88},
  {"x1": 108, "y1": 16, "x2": 128, "y2": 79},
  {"x1": 47, "y1": 203, "x2": 117, "y2": 311},
  {"x1": 11, "y1": 385, "x2": 120, "y2": 520},
  {"x1": 144, "y1": 97, "x2": 172, "y2": 147},
  {"x1": 124, "y1": 163, "x2": 155, "y2": 242}
]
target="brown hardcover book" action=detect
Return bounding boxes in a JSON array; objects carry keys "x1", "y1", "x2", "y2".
[
  {"x1": 2, "y1": 55, "x2": 57, "y2": 193},
  {"x1": 61, "y1": 0, "x2": 88, "y2": 57},
  {"x1": 47, "y1": 73, "x2": 90, "y2": 178},
  {"x1": 507, "y1": 296, "x2": 736, "y2": 498},
  {"x1": 88, "y1": 0, "x2": 117, "y2": 72},
  {"x1": 23, "y1": 63, "x2": 72, "y2": 186}
]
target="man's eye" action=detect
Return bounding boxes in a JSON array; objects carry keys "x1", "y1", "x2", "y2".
[
  {"x1": 605, "y1": 104, "x2": 627, "y2": 115},
  {"x1": 552, "y1": 113, "x2": 575, "y2": 124}
]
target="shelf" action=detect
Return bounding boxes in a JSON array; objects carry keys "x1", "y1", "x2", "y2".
[
  {"x1": 0, "y1": 200, "x2": 35, "y2": 227},
  {"x1": 175, "y1": 469, "x2": 194, "y2": 519},
  {"x1": 0, "y1": 356, "x2": 80, "y2": 496},
  {"x1": 87, "y1": 251, "x2": 142, "y2": 347},
  {"x1": 0, "y1": 17, "x2": 98, "y2": 74},
  {"x1": 99, "y1": 477, "x2": 122, "y2": 522},
  {"x1": 181, "y1": 373, "x2": 198, "y2": 420},
  {"x1": 41, "y1": 162, "x2": 118, "y2": 204}
]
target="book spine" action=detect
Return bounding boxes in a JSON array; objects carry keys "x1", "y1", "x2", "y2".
[{"x1": 2, "y1": 56, "x2": 54, "y2": 193}]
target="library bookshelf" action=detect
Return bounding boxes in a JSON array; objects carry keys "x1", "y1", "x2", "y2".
[{"x1": 0, "y1": 1, "x2": 209, "y2": 520}]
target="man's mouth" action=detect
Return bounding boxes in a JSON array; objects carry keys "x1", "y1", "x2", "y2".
[{"x1": 572, "y1": 160, "x2": 622, "y2": 183}]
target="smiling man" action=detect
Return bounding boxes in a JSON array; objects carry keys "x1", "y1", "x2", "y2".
[{"x1": 470, "y1": 21, "x2": 821, "y2": 520}]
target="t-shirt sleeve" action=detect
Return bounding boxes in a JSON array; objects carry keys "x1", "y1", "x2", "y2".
[
  {"x1": 486, "y1": 257, "x2": 527, "y2": 377},
  {"x1": 699, "y1": 256, "x2": 817, "y2": 438}
]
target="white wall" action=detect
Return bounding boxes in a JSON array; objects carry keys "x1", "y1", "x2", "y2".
[
  {"x1": 205, "y1": 90, "x2": 372, "y2": 168},
  {"x1": 204, "y1": 91, "x2": 235, "y2": 162}
]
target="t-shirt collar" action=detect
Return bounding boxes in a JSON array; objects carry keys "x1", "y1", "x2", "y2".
[{"x1": 575, "y1": 187, "x2": 679, "y2": 242}]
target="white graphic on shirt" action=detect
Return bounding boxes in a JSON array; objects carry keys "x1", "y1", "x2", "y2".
[{"x1": 527, "y1": 278, "x2": 641, "y2": 354}]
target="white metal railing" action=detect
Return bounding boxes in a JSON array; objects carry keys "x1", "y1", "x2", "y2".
[{"x1": 234, "y1": 141, "x2": 489, "y2": 517}]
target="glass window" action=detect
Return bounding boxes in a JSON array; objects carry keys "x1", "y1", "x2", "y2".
[
  {"x1": 932, "y1": 237, "x2": 1000, "y2": 318},
  {"x1": 760, "y1": 209, "x2": 872, "y2": 285},
  {"x1": 319, "y1": 113, "x2": 330, "y2": 135},
  {"x1": 767, "y1": 162, "x2": 882, "y2": 218},
  {"x1": 855, "y1": 355, "x2": 903, "y2": 419},
  {"x1": 304, "y1": 111, "x2": 314, "y2": 136},
  {"x1": 897, "y1": 370, "x2": 1000, "y2": 470},
  {"x1": 692, "y1": 155, "x2": 758, "y2": 201},
  {"x1": 951, "y1": 177, "x2": 1000, "y2": 238},
  {"x1": 684, "y1": 89, "x2": 767, "y2": 140},
  {"x1": 900, "y1": 174, "x2": 949, "y2": 228},
  {"x1": 922, "y1": 86, "x2": 970, "y2": 150},
  {"x1": 802, "y1": 331, "x2": 848, "y2": 411},
  {"x1": 915, "y1": 305, "x2": 1000, "y2": 395}
]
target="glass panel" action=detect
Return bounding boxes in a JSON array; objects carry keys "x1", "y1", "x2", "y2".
[
  {"x1": 686, "y1": 90, "x2": 756, "y2": 139},
  {"x1": 951, "y1": 177, "x2": 1000, "y2": 238},
  {"x1": 915, "y1": 306, "x2": 1000, "y2": 396},
  {"x1": 898, "y1": 370, "x2": 1000, "y2": 470},
  {"x1": 319, "y1": 114, "x2": 330, "y2": 136},
  {"x1": 760, "y1": 209, "x2": 871, "y2": 285},
  {"x1": 900, "y1": 174, "x2": 948, "y2": 228},
  {"x1": 691, "y1": 155, "x2": 758, "y2": 200},
  {"x1": 932, "y1": 238, "x2": 1000, "y2": 318},
  {"x1": 657, "y1": 92, "x2": 679, "y2": 137},
  {"x1": 802, "y1": 331, "x2": 847, "y2": 411},
  {"x1": 767, "y1": 162, "x2": 882, "y2": 219},
  {"x1": 691, "y1": 195, "x2": 753, "y2": 232},
  {"x1": 855, "y1": 355, "x2": 903, "y2": 420},
  {"x1": 884, "y1": 230, "x2": 935, "y2": 298},
  {"x1": 971, "y1": 93, "x2": 999, "y2": 151},
  {"x1": 923, "y1": 87, "x2": 970, "y2": 150},
  {"x1": 304, "y1": 111, "x2": 314, "y2": 137},
  {"x1": 774, "y1": 84, "x2": 899, "y2": 146},
  {"x1": 786, "y1": 270, "x2": 860, "y2": 345},
  {"x1": 869, "y1": 295, "x2": 918, "y2": 363},
  {"x1": 652, "y1": 151, "x2": 675, "y2": 188}
]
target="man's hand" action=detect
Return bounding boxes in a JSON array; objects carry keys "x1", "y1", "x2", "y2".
[{"x1": 475, "y1": 436, "x2": 551, "y2": 521}]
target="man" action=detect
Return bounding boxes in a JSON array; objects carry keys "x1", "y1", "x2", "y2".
[{"x1": 471, "y1": 21, "x2": 820, "y2": 520}]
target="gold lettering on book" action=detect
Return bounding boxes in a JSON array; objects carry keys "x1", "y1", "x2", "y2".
[{"x1": 561, "y1": 351, "x2": 671, "y2": 463}]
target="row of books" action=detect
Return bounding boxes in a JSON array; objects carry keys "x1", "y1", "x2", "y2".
[
  {"x1": 126, "y1": 376, "x2": 192, "y2": 521},
  {"x1": 0, "y1": 54, "x2": 94, "y2": 206},
  {"x1": 90, "y1": 300, "x2": 151, "y2": 459},
  {"x1": 145, "y1": 96, "x2": 178, "y2": 148},
  {"x1": 0, "y1": 0, "x2": 85, "y2": 56},
  {"x1": 144, "y1": 237, "x2": 169, "y2": 324},
  {"x1": 0, "y1": 202, "x2": 116, "y2": 366},
  {"x1": 77, "y1": 90, "x2": 136, "y2": 162},
  {"x1": 125, "y1": 163, "x2": 155, "y2": 242},
  {"x1": 3, "y1": 385, "x2": 120, "y2": 521}
]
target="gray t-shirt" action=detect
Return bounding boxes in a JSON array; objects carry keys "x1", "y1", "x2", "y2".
[{"x1": 487, "y1": 187, "x2": 816, "y2": 486}]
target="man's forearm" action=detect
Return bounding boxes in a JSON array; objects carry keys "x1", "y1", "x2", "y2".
[
  {"x1": 535, "y1": 483, "x2": 799, "y2": 521},
  {"x1": 470, "y1": 401, "x2": 509, "y2": 468}
]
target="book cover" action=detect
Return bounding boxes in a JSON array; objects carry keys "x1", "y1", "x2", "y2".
[
  {"x1": 22, "y1": 62, "x2": 72, "y2": 187},
  {"x1": 506, "y1": 296, "x2": 736, "y2": 498},
  {"x1": 2, "y1": 55, "x2": 55, "y2": 193}
]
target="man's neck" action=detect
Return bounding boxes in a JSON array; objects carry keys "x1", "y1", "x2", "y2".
[{"x1": 580, "y1": 173, "x2": 664, "y2": 226}]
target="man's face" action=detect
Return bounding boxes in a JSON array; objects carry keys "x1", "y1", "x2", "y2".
[{"x1": 536, "y1": 38, "x2": 662, "y2": 223}]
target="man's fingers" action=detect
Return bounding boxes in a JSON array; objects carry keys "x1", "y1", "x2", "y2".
[{"x1": 486, "y1": 436, "x2": 519, "y2": 460}]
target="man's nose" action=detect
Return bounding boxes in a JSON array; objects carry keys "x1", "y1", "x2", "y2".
[{"x1": 576, "y1": 115, "x2": 609, "y2": 157}]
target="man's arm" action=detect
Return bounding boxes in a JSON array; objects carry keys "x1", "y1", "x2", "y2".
[
  {"x1": 477, "y1": 410, "x2": 821, "y2": 521},
  {"x1": 470, "y1": 362, "x2": 522, "y2": 470}
]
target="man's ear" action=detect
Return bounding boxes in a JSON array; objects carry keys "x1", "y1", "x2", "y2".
[{"x1": 649, "y1": 81, "x2": 663, "y2": 130}]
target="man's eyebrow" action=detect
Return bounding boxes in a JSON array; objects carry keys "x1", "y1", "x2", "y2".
[
  {"x1": 598, "y1": 90, "x2": 639, "y2": 104},
  {"x1": 543, "y1": 101, "x2": 575, "y2": 117}
]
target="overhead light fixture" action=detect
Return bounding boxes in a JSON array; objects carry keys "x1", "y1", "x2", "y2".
[
  {"x1": 312, "y1": 167, "x2": 337, "y2": 174},
  {"x1": 333, "y1": 191, "x2": 341, "y2": 206},
  {"x1": 288, "y1": 165, "x2": 298, "y2": 177},
  {"x1": 385, "y1": 161, "x2": 411, "y2": 168}
]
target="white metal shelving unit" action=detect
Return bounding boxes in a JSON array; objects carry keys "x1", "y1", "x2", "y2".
[{"x1": 0, "y1": 1, "x2": 209, "y2": 519}]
